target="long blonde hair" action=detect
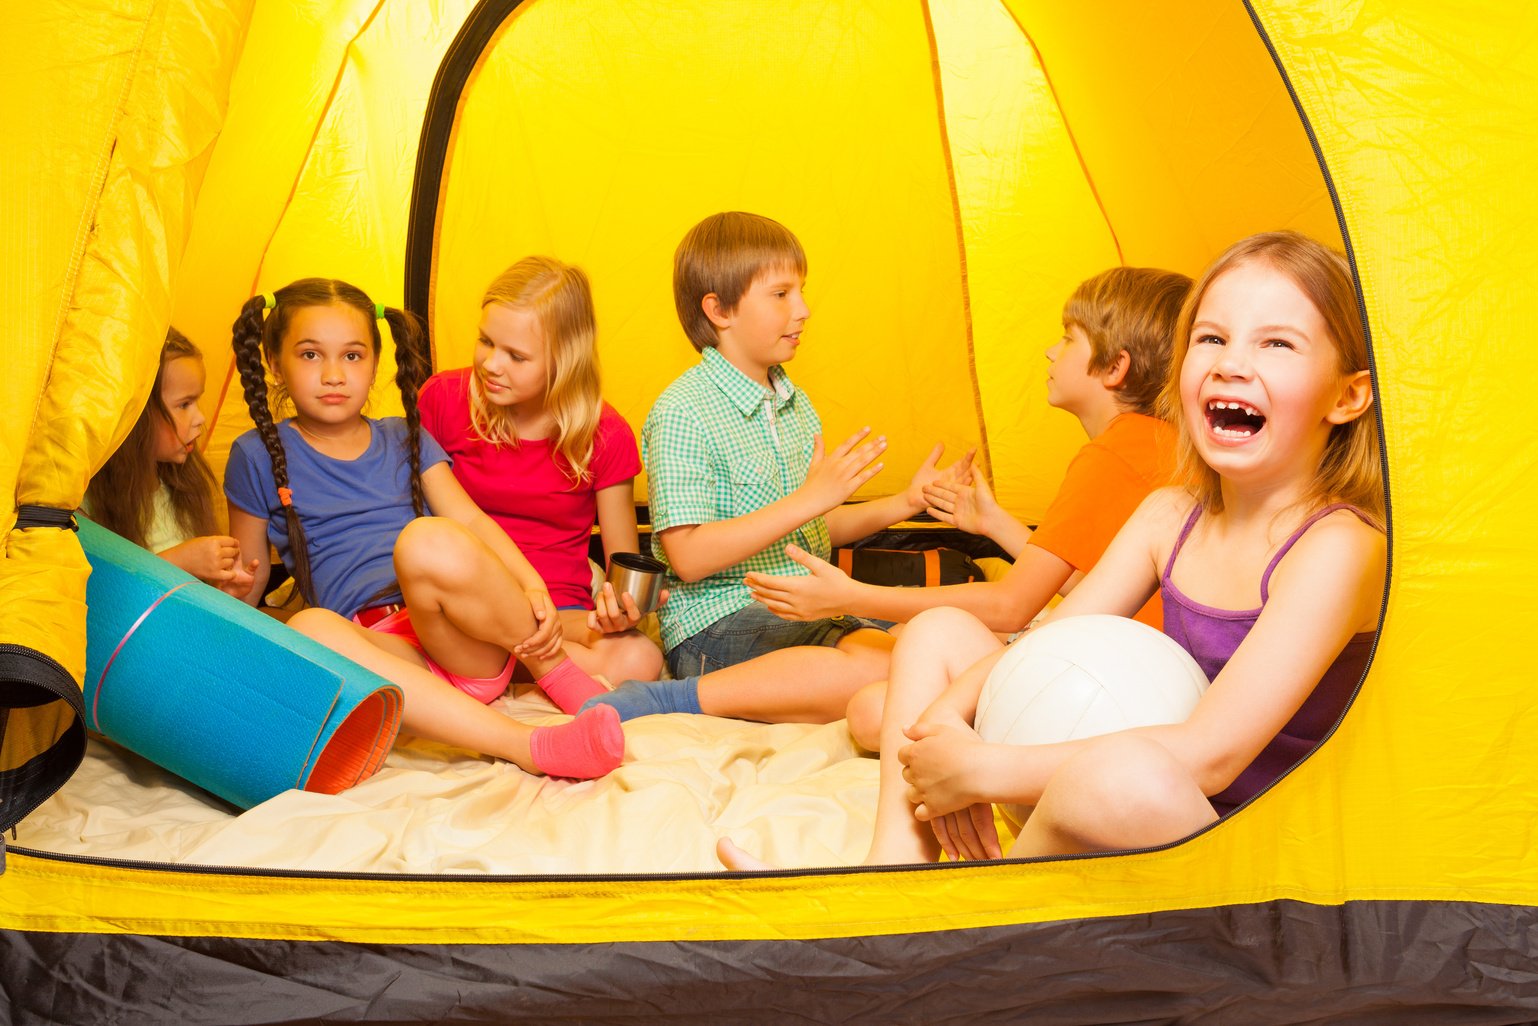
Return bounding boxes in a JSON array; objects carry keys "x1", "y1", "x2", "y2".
[
  {"x1": 471, "y1": 256, "x2": 602, "y2": 484},
  {"x1": 1160, "y1": 231, "x2": 1384, "y2": 522}
]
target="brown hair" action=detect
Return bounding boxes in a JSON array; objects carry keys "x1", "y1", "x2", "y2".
[
  {"x1": 473, "y1": 256, "x2": 602, "y2": 483},
  {"x1": 1160, "y1": 231, "x2": 1382, "y2": 520},
  {"x1": 230, "y1": 279, "x2": 433, "y2": 605},
  {"x1": 673, "y1": 212, "x2": 807, "y2": 352},
  {"x1": 1063, "y1": 266, "x2": 1193, "y2": 416},
  {"x1": 86, "y1": 328, "x2": 217, "y2": 547}
]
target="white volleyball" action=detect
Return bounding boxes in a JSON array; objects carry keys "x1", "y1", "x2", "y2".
[{"x1": 975, "y1": 615, "x2": 1209, "y2": 829}]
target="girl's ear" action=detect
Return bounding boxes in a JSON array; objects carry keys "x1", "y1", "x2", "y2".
[
  {"x1": 702, "y1": 293, "x2": 731, "y2": 330},
  {"x1": 1100, "y1": 349, "x2": 1132, "y2": 390},
  {"x1": 1327, "y1": 369, "x2": 1374, "y2": 424}
]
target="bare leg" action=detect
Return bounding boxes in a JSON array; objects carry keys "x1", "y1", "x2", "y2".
[
  {"x1": 392, "y1": 517, "x2": 565, "y2": 679},
  {"x1": 862, "y1": 607, "x2": 1004, "y2": 865},
  {"x1": 694, "y1": 628, "x2": 895, "y2": 723},
  {"x1": 288, "y1": 607, "x2": 538, "y2": 768},
  {"x1": 288, "y1": 608, "x2": 623, "y2": 778},
  {"x1": 1008, "y1": 734, "x2": 1218, "y2": 857},
  {"x1": 845, "y1": 681, "x2": 886, "y2": 752},
  {"x1": 558, "y1": 608, "x2": 664, "y2": 683},
  {"x1": 717, "y1": 608, "x2": 1003, "y2": 871}
]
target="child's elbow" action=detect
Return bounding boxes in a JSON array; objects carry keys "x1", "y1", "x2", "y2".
[
  {"x1": 667, "y1": 557, "x2": 712, "y2": 584},
  {"x1": 655, "y1": 531, "x2": 704, "y2": 582},
  {"x1": 1194, "y1": 748, "x2": 1251, "y2": 798},
  {"x1": 981, "y1": 582, "x2": 1039, "y2": 634}
]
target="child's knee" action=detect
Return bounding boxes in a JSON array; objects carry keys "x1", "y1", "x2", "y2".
[
  {"x1": 287, "y1": 606, "x2": 344, "y2": 641},
  {"x1": 845, "y1": 681, "x2": 886, "y2": 750},
  {"x1": 835, "y1": 629, "x2": 893, "y2": 679},
  {"x1": 1042, "y1": 735, "x2": 1206, "y2": 846},
  {"x1": 902, "y1": 606, "x2": 989, "y2": 648},
  {"x1": 394, "y1": 517, "x2": 478, "y2": 582},
  {"x1": 609, "y1": 633, "x2": 664, "y2": 682}
]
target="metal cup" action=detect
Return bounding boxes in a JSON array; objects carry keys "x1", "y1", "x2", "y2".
[{"x1": 605, "y1": 551, "x2": 665, "y2": 614}]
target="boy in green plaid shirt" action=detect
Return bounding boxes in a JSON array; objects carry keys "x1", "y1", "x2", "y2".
[{"x1": 583, "y1": 212, "x2": 968, "y2": 723}]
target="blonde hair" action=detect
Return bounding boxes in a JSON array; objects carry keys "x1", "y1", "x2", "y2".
[
  {"x1": 673, "y1": 212, "x2": 808, "y2": 352},
  {"x1": 1063, "y1": 266, "x2": 1192, "y2": 416},
  {"x1": 471, "y1": 256, "x2": 601, "y2": 484},
  {"x1": 1160, "y1": 231, "x2": 1383, "y2": 521}
]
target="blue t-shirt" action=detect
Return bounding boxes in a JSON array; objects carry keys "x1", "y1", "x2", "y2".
[{"x1": 225, "y1": 417, "x2": 450, "y2": 619}]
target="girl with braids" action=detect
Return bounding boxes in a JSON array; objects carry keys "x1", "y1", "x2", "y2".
[
  {"x1": 224, "y1": 278, "x2": 624, "y2": 780},
  {"x1": 419, "y1": 257, "x2": 662, "y2": 691},
  {"x1": 86, "y1": 328, "x2": 258, "y2": 597}
]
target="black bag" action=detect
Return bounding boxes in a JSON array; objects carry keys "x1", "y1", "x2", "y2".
[{"x1": 833, "y1": 547, "x2": 985, "y2": 588}]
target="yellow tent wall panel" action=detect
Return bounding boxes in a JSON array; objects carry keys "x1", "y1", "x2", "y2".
[
  {"x1": 181, "y1": 0, "x2": 1344, "y2": 521},
  {"x1": 430, "y1": 1, "x2": 983, "y2": 502},
  {"x1": 0, "y1": 1, "x2": 249, "y2": 828},
  {"x1": 4, "y1": 1, "x2": 1537, "y2": 1021},
  {"x1": 186, "y1": 0, "x2": 478, "y2": 495}
]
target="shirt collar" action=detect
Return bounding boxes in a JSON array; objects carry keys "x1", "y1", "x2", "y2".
[{"x1": 701, "y1": 346, "x2": 797, "y2": 416}]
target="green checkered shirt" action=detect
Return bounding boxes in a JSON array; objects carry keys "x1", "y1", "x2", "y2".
[{"x1": 643, "y1": 346, "x2": 830, "y2": 651}]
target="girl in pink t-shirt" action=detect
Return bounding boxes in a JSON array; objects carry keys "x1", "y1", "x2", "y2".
[{"x1": 420, "y1": 257, "x2": 664, "y2": 687}]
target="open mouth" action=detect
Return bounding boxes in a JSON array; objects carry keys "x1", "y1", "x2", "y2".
[{"x1": 1206, "y1": 399, "x2": 1266, "y2": 439}]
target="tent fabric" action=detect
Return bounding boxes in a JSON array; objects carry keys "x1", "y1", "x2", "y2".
[
  {"x1": 7, "y1": 901, "x2": 1537, "y2": 1024},
  {"x1": 0, "y1": 1, "x2": 250, "y2": 831},
  {"x1": 3, "y1": 0, "x2": 1537, "y2": 1020}
]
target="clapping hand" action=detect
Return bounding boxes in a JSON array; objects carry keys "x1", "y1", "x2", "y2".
[
  {"x1": 905, "y1": 444, "x2": 975, "y2": 516},
  {"x1": 744, "y1": 543, "x2": 852, "y2": 621}
]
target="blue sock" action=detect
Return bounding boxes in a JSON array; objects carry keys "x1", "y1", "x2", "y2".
[{"x1": 580, "y1": 677, "x2": 702, "y2": 720}]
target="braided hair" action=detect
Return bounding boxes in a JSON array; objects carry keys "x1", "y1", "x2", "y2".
[{"x1": 230, "y1": 279, "x2": 432, "y2": 606}]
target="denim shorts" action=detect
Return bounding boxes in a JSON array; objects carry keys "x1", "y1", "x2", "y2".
[{"x1": 665, "y1": 602, "x2": 893, "y2": 679}]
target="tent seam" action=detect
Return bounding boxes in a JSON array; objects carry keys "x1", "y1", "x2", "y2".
[
  {"x1": 206, "y1": 0, "x2": 392, "y2": 443},
  {"x1": 920, "y1": 0, "x2": 994, "y2": 484}
]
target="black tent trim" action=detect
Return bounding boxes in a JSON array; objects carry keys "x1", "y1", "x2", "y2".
[
  {"x1": 0, "y1": 645, "x2": 85, "y2": 833},
  {"x1": 5, "y1": 898, "x2": 1535, "y2": 1024},
  {"x1": 403, "y1": 0, "x2": 526, "y2": 330}
]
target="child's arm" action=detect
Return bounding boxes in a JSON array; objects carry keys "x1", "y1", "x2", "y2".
[
  {"x1": 658, "y1": 427, "x2": 887, "y2": 582},
  {"x1": 822, "y1": 443, "x2": 973, "y2": 547},
  {"x1": 156, "y1": 535, "x2": 258, "y2": 597},
  {"x1": 594, "y1": 480, "x2": 641, "y2": 565},
  {"x1": 924, "y1": 472, "x2": 1034, "y2": 558},
  {"x1": 904, "y1": 508, "x2": 1384, "y2": 819},
  {"x1": 589, "y1": 479, "x2": 650, "y2": 634},
  {"x1": 746, "y1": 542, "x2": 1072, "y2": 633},
  {"x1": 227, "y1": 505, "x2": 273, "y2": 608}
]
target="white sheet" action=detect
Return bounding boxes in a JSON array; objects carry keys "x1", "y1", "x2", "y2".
[{"x1": 18, "y1": 687, "x2": 879, "y2": 875}]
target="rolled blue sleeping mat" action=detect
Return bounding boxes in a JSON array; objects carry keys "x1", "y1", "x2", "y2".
[{"x1": 80, "y1": 518, "x2": 402, "y2": 809}]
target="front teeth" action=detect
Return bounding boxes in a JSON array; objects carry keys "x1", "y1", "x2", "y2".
[{"x1": 1207, "y1": 399, "x2": 1260, "y2": 416}]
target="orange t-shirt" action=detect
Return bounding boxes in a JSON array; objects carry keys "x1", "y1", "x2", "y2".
[{"x1": 1028, "y1": 412, "x2": 1176, "y2": 628}]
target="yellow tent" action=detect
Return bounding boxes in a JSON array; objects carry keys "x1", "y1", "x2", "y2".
[{"x1": 4, "y1": 0, "x2": 1535, "y2": 1019}]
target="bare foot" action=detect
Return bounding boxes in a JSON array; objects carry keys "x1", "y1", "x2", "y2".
[{"x1": 716, "y1": 837, "x2": 776, "y2": 872}]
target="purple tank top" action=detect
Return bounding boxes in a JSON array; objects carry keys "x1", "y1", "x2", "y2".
[{"x1": 1160, "y1": 502, "x2": 1378, "y2": 815}]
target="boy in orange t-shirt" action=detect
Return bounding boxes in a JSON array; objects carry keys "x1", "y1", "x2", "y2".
[{"x1": 742, "y1": 266, "x2": 1191, "y2": 749}]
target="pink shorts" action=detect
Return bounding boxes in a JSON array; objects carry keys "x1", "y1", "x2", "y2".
[{"x1": 354, "y1": 606, "x2": 514, "y2": 705}]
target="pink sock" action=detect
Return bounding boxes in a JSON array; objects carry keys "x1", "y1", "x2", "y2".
[
  {"x1": 535, "y1": 657, "x2": 608, "y2": 714},
  {"x1": 529, "y1": 704, "x2": 625, "y2": 779}
]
